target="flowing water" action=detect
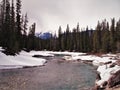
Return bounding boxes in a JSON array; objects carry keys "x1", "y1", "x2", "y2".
[{"x1": 0, "y1": 57, "x2": 96, "y2": 90}]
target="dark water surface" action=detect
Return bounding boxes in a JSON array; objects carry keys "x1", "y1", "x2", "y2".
[{"x1": 0, "y1": 57, "x2": 96, "y2": 90}]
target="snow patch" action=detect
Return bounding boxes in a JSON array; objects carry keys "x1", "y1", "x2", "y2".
[
  {"x1": 96, "y1": 65, "x2": 120, "y2": 87},
  {"x1": 0, "y1": 50, "x2": 47, "y2": 69}
]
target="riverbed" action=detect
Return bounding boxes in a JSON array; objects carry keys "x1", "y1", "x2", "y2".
[{"x1": 0, "y1": 57, "x2": 96, "y2": 90}]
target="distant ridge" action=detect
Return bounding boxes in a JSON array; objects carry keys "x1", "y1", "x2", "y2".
[{"x1": 35, "y1": 32, "x2": 52, "y2": 40}]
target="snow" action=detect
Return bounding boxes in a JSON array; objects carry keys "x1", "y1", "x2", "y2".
[
  {"x1": 102, "y1": 53, "x2": 117, "y2": 57},
  {"x1": 72, "y1": 55, "x2": 97, "y2": 61},
  {"x1": 49, "y1": 51, "x2": 86, "y2": 56},
  {"x1": 0, "y1": 49, "x2": 47, "y2": 69},
  {"x1": 28, "y1": 51, "x2": 54, "y2": 57},
  {"x1": 96, "y1": 65, "x2": 120, "y2": 87},
  {"x1": 63, "y1": 54, "x2": 116, "y2": 66},
  {"x1": 92, "y1": 57, "x2": 116, "y2": 66}
]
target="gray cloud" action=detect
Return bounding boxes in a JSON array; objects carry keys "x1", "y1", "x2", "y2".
[{"x1": 21, "y1": 0, "x2": 120, "y2": 33}]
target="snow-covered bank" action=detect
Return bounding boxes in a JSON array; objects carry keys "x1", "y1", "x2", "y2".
[
  {"x1": 0, "y1": 50, "x2": 47, "y2": 69},
  {"x1": 93, "y1": 54, "x2": 120, "y2": 89},
  {"x1": 96, "y1": 64, "x2": 120, "y2": 87},
  {"x1": 49, "y1": 51, "x2": 86, "y2": 56},
  {"x1": 63, "y1": 54, "x2": 116, "y2": 65}
]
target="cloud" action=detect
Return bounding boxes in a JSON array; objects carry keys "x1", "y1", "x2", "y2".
[{"x1": 21, "y1": 0, "x2": 120, "y2": 33}]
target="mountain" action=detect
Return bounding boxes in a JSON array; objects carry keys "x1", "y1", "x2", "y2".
[{"x1": 35, "y1": 32, "x2": 52, "y2": 40}]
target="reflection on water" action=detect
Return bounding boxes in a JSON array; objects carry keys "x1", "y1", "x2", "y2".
[{"x1": 0, "y1": 57, "x2": 96, "y2": 90}]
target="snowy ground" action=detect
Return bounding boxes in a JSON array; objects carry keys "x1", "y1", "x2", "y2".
[{"x1": 0, "y1": 48, "x2": 47, "y2": 69}]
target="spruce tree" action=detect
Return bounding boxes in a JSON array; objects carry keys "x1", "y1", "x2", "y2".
[
  {"x1": 79, "y1": 29, "x2": 84, "y2": 52},
  {"x1": 16, "y1": 0, "x2": 22, "y2": 50},
  {"x1": 27, "y1": 23, "x2": 36, "y2": 51},
  {"x1": 76, "y1": 23, "x2": 80, "y2": 51},
  {"x1": 58, "y1": 26, "x2": 62, "y2": 50},
  {"x1": 4, "y1": 0, "x2": 10, "y2": 49},
  {"x1": 116, "y1": 19, "x2": 120, "y2": 52},
  {"x1": 23, "y1": 13, "x2": 28, "y2": 35},
  {"x1": 66, "y1": 24, "x2": 70, "y2": 50},
  {"x1": 72, "y1": 28, "x2": 77, "y2": 51},
  {"x1": 85, "y1": 26, "x2": 90, "y2": 52},
  {"x1": 0, "y1": 3, "x2": 2, "y2": 45},
  {"x1": 110, "y1": 18, "x2": 116, "y2": 52},
  {"x1": 22, "y1": 13, "x2": 28, "y2": 49},
  {"x1": 93, "y1": 21, "x2": 102, "y2": 52},
  {"x1": 8, "y1": 0, "x2": 18, "y2": 54},
  {"x1": 0, "y1": 0, "x2": 6, "y2": 47},
  {"x1": 101, "y1": 20, "x2": 110, "y2": 53}
]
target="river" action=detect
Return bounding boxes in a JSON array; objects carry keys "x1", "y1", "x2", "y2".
[{"x1": 0, "y1": 56, "x2": 96, "y2": 90}]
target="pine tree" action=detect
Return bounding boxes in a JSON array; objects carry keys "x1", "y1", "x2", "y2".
[
  {"x1": 0, "y1": 3, "x2": 2, "y2": 45},
  {"x1": 16, "y1": 0, "x2": 22, "y2": 50},
  {"x1": 85, "y1": 26, "x2": 90, "y2": 52},
  {"x1": 66, "y1": 24, "x2": 71, "y2": 51},
  {"x1": 23, "y1": 13, "x2": 28, "y2": 35},
  {"x1": 76, "y1": 23, "x2": 80, "y2": 51},
  {"x1": 79, "y1": 29, "x2": 84, "y2": 52},
  {"x1": 22, "y1": 13, "x2": 28, "y2": 49},
  {"x1": 58, "y1": 26, "x2": 62, "y2": 50},
  {"x1": 8, "y1": 0, "x2": 18, "y2": 54},
  {"x1": 72, "y1": 28, "x2": 77, "y2": 51},
  {"x1": 89, "y1": 29, "x2": 94, "y2": 52},
  {"x1": 116, "y1": 19, "x2": 120, "y2": 52},
  {"x1": 93, "y1": 21, "x2": 102, "y2": 52},
  {"x1": 3, "y1": 0, "x2": 10, "y2": 48},
  {"x1": 0, "y1": 0, "x2": 6, "y2": 47},
  {"x1": 101, "y1": 20, "x2": 110, "y2": 53},
  {"x1": 27, "y1": 23, "x2": 36, "y2": 51},
  {"x1": 82, "y1": 28, "x2": 87, "y2": 52},
  {"x1": 110, "y1": 18, "x2": 116, "y2": 52},
  {"x1": 61, "y1": 32, "x2": 65, "y2": 51}
]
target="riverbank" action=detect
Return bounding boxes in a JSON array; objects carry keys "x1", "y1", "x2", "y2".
[{"x1": 93, "y1": 54, "x2": 120, "y2": 90}]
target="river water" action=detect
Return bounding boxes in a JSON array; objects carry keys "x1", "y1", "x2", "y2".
[{"x1": 0, "y1": 57, "x2": 96, "y2": 90}]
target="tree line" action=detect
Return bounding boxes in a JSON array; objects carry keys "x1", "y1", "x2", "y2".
[
  {"x1": 39, "y1": 18, "x2": 120, "y2": 53},
  {"x1": 0, "y1": 0, "x2": 120, "y2": 55}
]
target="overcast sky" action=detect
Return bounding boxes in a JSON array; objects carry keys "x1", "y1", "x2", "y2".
[{"x1": 21, "y1": 0, "x2": 120, "y2": 33}]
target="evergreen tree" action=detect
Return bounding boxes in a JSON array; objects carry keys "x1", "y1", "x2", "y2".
[
  {"x1": 22, "y1": 13, "x2": 28, "y2": 49},
  {"x1": 0, "y1": 3, "x2": 3, "y2": 45},
  {"x1": 61, "y1": 32, "x2": 65, "y2": 51},
  {"x1": 27, "y1": 23, "x2": 36, "y2": 51},
  {"x1": 116, "y1": 19, "x2": 120, "y2": 52},
  {"x1": 85, "y1": 26, "x2": 90, "y2": 52},
  {"x1": 3, "y1": 0, "x2": 10, "y2": 48},
  {"x1": 110, "y1": 18, "x2": 116, "y2": 52},
  {"x1": 93, "y1": 21, "x2": 102, "y2": 52},
  {"x1": 72, "y1": 28, "x2": 77, "y2": 51},
  {"x1": 23, "y1": 13, "x2": 28, "y2": 35},
  {"x1": 101, "y1": 20, "x2": 110, "y2": 53},
  {"x1": 0, "y1": 0, "x2": 6, "y2": 47},
  {"x1": 16, "y1": 0, "x2": 22, "y2": 50},
  {"x1": 58, "y1": 26, "x2": 62, "y2": 50},
  {"x1": 79, "y1": 29, "x2": 83, "y2": 52},
  {"x1": 8, "y1": 0, "x2": 18, "y2": 54},
  {"x1": 66, "y1": 24, "x2": 70, "y2": 50},
  {"x1": 89, "y1": 29, "x2": 94, "y2": 52},
  {"x1": 76, "y1": 23, "x2": 80, "y2": 51}
]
